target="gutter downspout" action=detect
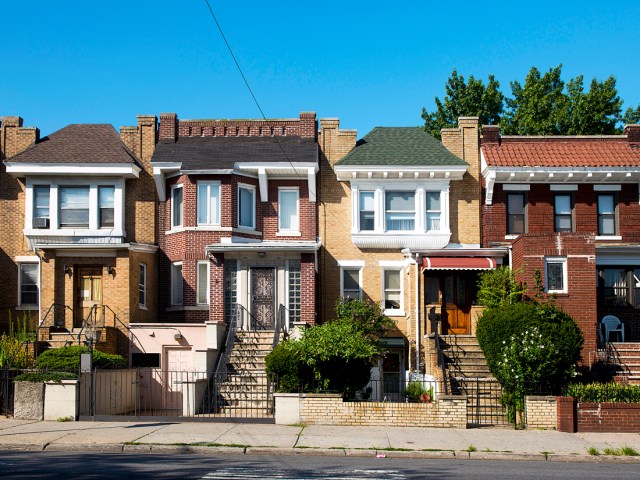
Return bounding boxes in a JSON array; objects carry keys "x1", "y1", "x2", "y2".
[
  {"x1": 403, "y1": 248, "x2": 420, "y2": 374},
  {"x1": 34, "y1": 247, "x2": 42, "y2": 326}
]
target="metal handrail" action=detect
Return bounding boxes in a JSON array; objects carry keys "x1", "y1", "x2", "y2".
[
  {"x1": 433, "y1": 319, "x2": 449, "y2": 395},
  {"x1": 35, "y1": 303, "x2": 74, "y2": 359}
]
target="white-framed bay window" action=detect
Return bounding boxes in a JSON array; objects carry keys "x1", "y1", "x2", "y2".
[
  {"x1": 24, "y1": 178, "x2": 125, "y2": 237},
  {"x1": 196, "y1": 260, "x2": 210, "y2": 305},
  {"x1": 238, "y1": 184, "x2": 256, "y2": 229},
  {"x1": 171, "y1": 184, "x2": 183, "y2": 229},
  {"x1": 171, "y1": 262, "x2": 184, "y2": 306},
  {"x1": 18, "y1": 262, "x2": 39, "y2": 308},
  {"x1": 278, "y1": 188, "x2": 299, "y2": 235},
  {"x1": 197, "y1": 181, "x2": 221, "y2": 226}
]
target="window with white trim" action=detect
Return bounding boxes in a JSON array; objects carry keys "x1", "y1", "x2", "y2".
[
  {"x1": 171, "y1": 262, "x2": 183, "y2": 306},
  {"x1": 196, "y1": 261, "x2": 209, "y2": 305},
  {"x1": 32, "y1": 185, "x2": 50, "y2": 228},
  {"x1": 99, "y1": 186, "x2": 115, "y2": 228},
  {"x1": 385, "y1": 191, "x2": 415, "y2": 231},
  {"x1": 171, "y1": 185, "x2": 183, "y2": 228},
  {"x1": 597, "y1": 194, "x2": 616, "y2": 236},
  {"x1": 341, "y1": 268, "x2": 362, "y2": 300},
  {"x1": 238, "y1": 185, "x2": 256, "y2": 229},
  {"x1": 139, "y1": 263, "x2": 147, "y2": 308},
  {"x1": 18, "y1": 263, "x2": 38, "y2": 307},
  {"x1": 383, "y1": 269, "x2": 402, "y2": 312},
  {"x1": 554, "y1": 194, "x2": 573, "y2": 233},
  {"x1": 197, "y1": 181, "x2": 221, "y2": 226},
  {"x1": 506, "y1": 193, "x2": 526, "y2": 235},
  {"x1": 278, "y1": 188, "x2": 299, "y2": 233},
  {"x1": 359, "y1": 191, "x2": 375, "y2": 231},
  {"x1": 545, "y1": 257, "x2": 567, "y2": 294},
  {"x1": 59, "y1": 186, "x2": 90, "y2": 228},
  {"x1": 425, "y1": 191, "x2": 441, "y2": 231}
]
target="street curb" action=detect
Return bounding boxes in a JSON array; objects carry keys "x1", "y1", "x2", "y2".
[
  {"x1": 45, "y1": 443, "x2": 123, "y2": 454},
  {"x1": 0, "y1": 443, "x2": 46, "y2": 451}
]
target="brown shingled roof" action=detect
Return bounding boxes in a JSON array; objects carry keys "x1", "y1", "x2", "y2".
[
  {"x1": 482, "y1": 136, "x2": 640, "y2": 168},
  {"x1": 8, "y1": 124, "x2": 139, "y2": 165}
]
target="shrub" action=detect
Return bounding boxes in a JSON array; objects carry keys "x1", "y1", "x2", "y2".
[
  {"x1": 265, "y1": 341, "x2": 311, "y2": 393},
  {"x1": 36, "y1": 346, "x2": 127, "y2": 372},
  {"x1": 476, "y1": 267, "x2": 525, "y2": 308},
  {"x1": 0, "y1": 334, "x2": 33, "y2": 368},
  {"x1": 565, "y1": 383, "x2": 640, "y2": 403},
  {"x1": 406, "y1": 381, "x2": 433, "y2": 403},
  {"x1": 14, "y1": 371, "x2": 78, "y2": 382}
]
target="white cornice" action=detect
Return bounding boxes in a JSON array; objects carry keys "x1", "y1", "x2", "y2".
[
  {"x1": 351, "y1": 232, "x2": 451, "y2": 250},
  {"x1": 152, "y1": 162, "x2": 182, "y2": 201},
  {"x1": 334, "y1": 165, "x2": 467, "y2": 182},
  {"x1": 5, "y1": 163, "x2": 141, "y2": 178}
]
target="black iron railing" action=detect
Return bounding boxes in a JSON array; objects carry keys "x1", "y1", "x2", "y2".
[{"x1": 433, "y1": 318, "x2": 449, "y2": 395}]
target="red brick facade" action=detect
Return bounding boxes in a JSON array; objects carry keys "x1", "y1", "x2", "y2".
[{"x1": 557, "y1": 396, "x2": 640, "y2": 433}]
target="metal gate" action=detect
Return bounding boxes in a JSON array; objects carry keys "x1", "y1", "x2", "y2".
[
  {"x1": 451, "y1": 377, "x2": 509, "y2": 428},
  {"x1": 79, "y1": 368, "x2": 275, "y2": 421},
  {"x1": 0, "y1": 368, "x2": 23, "y2": 417}
]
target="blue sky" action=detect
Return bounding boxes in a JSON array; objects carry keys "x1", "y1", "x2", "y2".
[{"x1": 1, "y1": 1, "x2": 638, "y2": 138}]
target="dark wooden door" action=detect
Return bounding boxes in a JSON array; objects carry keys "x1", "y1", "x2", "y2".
[
  {"x1": 443, "y1": 274, "x2": 471, "y2": 335},
  {"x1": 251, "y1": 267, "x2": 275, "y2": 329}
]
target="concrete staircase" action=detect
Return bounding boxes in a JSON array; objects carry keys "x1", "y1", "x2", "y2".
[
  {"x1": 609, "y1": 343, "x2": 640, "y2": 384},
  {"x1": 214, "y1": 330, "x2": 276, "y2": 418},
  {"x1": 440, "y1": 335, "x2": 508, "y2": 427}
]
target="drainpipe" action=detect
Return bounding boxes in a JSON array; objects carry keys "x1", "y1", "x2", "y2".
[
  {"x1": 34, "y1": 246, "x2": 42, "y2": 326},
  {"x1": 414, "y1": 254, "x2": 420, "y2": 373}
]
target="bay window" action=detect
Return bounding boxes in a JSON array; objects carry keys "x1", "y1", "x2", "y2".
[
  {"x1": 426, "y1": 192, "x2": 441, "y2": 231},
  {"x1": 197, "y1": 181, "x2": 220, "y2": 226},
  {"x1": 33, "y1": 186, "x2": 50, "y2": 228},
  {"x1": 238, "y1": 184, "x2": 256, "y2": 229},
  {"x1": 359, "y1": 191, "x2": 375, "y2": 231},
  {"x1": 385, "y1": 191, "x2": 415, "y2": 231},
  {"x1": 99, "y1": 186, "x2": 115, "y2": 228},
  {"x1": 171, "y1": 185, "x2": 183, "y2": 228},
  {"x1": 59, "y1": 186, "x2": 90, "y2": 228},
  {"x1": 278, "y1": 188, "x2": 299, "y2": 233}
]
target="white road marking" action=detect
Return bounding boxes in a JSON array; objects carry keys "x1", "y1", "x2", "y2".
[{"x1": 203, "y1": 467, "x2": 407, "y2": 480}]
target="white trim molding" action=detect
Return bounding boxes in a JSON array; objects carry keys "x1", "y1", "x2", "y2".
[{"x1": 6, "y1": 163, "x2": 141, "y2": 178}]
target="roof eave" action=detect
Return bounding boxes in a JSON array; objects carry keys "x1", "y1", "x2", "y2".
[{"x1": 5, "y1": 163, "x2": 141, "y2": 178}]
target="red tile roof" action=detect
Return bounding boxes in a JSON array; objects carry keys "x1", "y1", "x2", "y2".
[{"x1": 482, "y1": 137, "x2": 640, "y2": 168}]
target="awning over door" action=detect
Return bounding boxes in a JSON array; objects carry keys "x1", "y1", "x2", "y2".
[{"x1": 422, "y1": 256, "x2": 497, "y2": 271}]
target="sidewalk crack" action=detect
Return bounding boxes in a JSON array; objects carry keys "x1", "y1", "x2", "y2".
[{"x1": 292, "y1": 425, "x2": 305, "y2": 448}]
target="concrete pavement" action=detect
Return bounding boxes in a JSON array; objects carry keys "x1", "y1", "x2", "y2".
[{"x1": 1, "y1": 419, "x2": 640, "y2": 462}]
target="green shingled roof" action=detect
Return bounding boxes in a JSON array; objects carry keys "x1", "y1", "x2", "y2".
[{"x1": 336, "y1": 127, "x2": 467, "y2": 167}]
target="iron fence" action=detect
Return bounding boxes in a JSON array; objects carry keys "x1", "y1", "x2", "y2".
[{"x1": 0, "y1": 368, "x2": 24, "y2": 417}]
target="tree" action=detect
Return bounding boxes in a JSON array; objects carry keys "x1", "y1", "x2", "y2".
[
  {"x1": 476, "y1": 267, "x2": 524, "y2": 308},
  {"x1": 421, "y1": 68, "x2": 504, "y2": 139},
  {"x1": 623, "y1": 105, "x2": 640, "y2": 125}
]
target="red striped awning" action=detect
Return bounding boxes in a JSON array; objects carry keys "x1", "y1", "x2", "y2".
[{"x1": 422, "y1": 257, "x2": 497, "y2": 271}]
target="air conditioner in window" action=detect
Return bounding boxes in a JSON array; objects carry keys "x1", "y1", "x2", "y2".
[{"x1": 33, "y1": 217, "x2": 50, "y2": 229}]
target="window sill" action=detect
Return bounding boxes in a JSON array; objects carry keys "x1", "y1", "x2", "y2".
[
  {"x1": 233, "y1": 227, "x2": 262, "y2": 236},
  {"x1": 16, "y1": 305, "x2": 38, "y2": 311},
  {"x1": 547, "y1": 291, "x2": 568, "y2": 296},
  {"x1": 384, "y1": 310, "x2": 405, "y2": 317},
  {"x1": 139, "y1": 305, "x2": 148, "y2": 311},
  {"x1": 276, "y1": 231, "x2": 301, "y2": 237},
  {"x1": 595, "y1": 235, "x2": 622, "y2": 241},
  {"x1": 504, "y1": 234, "x2": 520, "y2": 240},
  {"x1": 166, "y1": 305, "x2": 209, "y2": 312}
]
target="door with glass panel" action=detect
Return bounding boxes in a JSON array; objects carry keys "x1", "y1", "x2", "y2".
[{"x1": 75, "y1": 267, "x2": 103, "y2": 328}]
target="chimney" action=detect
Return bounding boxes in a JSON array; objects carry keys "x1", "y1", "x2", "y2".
[
  {"x1": 299, "y1": 112, "x2": 317, "y2": 139},
  {"x1": 1, "y1": 116, "x2": 39, "y2": 159},
  {"x1": 482, "y1": 125, "x2": 500, "y2": 145},
  {"x1": 159, "y1": 113, "x2": 178, "y2": 141},
  {"x1": 625, "y1": 124, "x2": 640, "y2": 145}
]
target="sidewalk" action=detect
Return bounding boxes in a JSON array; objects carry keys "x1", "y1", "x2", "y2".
[{"x1": 1, "y1": 419, "x2": 640, "y2": 463}]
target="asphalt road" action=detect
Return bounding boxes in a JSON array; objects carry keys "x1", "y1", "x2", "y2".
[{"x1": 1, "y1": 451, "x2": 639, "y2": 479}]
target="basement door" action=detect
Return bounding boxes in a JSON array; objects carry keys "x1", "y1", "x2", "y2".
[{"x1": 250, "y1": 267, "x2": 275, "y2": 329}]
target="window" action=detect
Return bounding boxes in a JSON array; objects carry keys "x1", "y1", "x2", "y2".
[
  {"x1": 99, "y1": 186, "x2": 115, "y2": 228},
  {"x1": 359, "y1": 191, "x2": 375, "y2": 231},
  {"x1": 278, "y1": 189, "x2": 299, "y2": 233},
  {"x1": 197, "y1": 181, "x2": 220, "y2": 225},
  {"x1": 598, "y1": 194, "x2": 616, "y2": 235},
  {"x1": 171, "y1": 263, "x2": 183, "y2": 306},
  {"x1": 554, "y1": 194, "x2": 573, "y2": 232},
  {"x1": 426, "y1": 192, "x2": 441, "y2": 231},
  {"x1": 341, "y1": 268, "x2": 362, "y2": 300},
  {"x1": 385, "y1": 191, "x2": 415, "y2": 231},
  {"x1": 506, "y1": 193, "x2": 526, "y2": 235},
  {"x1": 171, "y1": 185, "x2": 183, "y2": 228},
  {"x1": 59, "y1": 186, "x2": 90, "y2": 228},
  {"x1": 19, "y1": 263, "x2": 38, "y2": 306},
  {"x1": 598, "y1": 267, "x2": 640, "y2": 308},
  {"x1": 33, "y1": 186, "x2": 50, "y2": 228},
  {"x1": 545, "y1": 257, "x2": 567, "y2": 294},
  {"x1": 224, "y1": 260, "x2": 237, "y2": 324},
  {"x1": 288, "y1": 261, "x2": 301, "y2": 323},
  {"x1": 383, "y1": 269, "x2": 402, "y2": 312},
  {"x1": 197, "y1": 261, "x2": 209, "y2": 305},
  {"x1": 238, "y1": 185, "x2": 255, "y2": 229},
  {"x1": 139, "y1": 264, "x2": 147, "y2": 308}
]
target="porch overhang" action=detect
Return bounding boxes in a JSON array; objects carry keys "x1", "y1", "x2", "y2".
[
  {"x1": 205, "y1": 239, "x2": 321, "y2": 253},
  {"x1": 421, "y1": 256, "x2": 498, "y2": 271}
]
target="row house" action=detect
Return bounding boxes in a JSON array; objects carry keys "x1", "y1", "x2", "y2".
[
  {"x1": 319, "y1": 118, "x2": 505, "y2": 397},
  {"x1": 129, "y1": 112, "x2": 319, "y2": 372},
  {"x1": 481, "y1": 124, "x2": 640, "y2": 363},
  {"x1": 0, "y1": 115, "x2": 158, "y2": 356}
]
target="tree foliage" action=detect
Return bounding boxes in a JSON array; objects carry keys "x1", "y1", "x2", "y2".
[
  {"x1": 36, "y1": 346, "x2": 127, "y2": 372},
  {"x1": 476, "y1": 267, "x2": 524, "y2": 308},
  {"x1": 422, "y1": 65, "x2": 638, "y2": 137}
]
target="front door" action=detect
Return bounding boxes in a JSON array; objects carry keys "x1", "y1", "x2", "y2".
[
  {"x1": 443, "y1": 274, "x2": 471, "y2": 335},
  {"x1": 251, "y1": 267, "x2": 275, "y2": 329},
  {"x1": 381, "y1": 351, "x2": 403, "y2": 401},
  {"x1": 75, "y1": 267, "x2": 103, "y2": 328}
]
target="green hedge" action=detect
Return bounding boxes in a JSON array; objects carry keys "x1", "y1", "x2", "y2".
[
  {"x1": 36, "y1": 346, "x2": 127, "y2": 372},
  {"x1": 565, "y1": 383, "x2": 640, "y2": 403},
  {"x1": 14, "y1": 371, "x2": 78, "y2": 383}
]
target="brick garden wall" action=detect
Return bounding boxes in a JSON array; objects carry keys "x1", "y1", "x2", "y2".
[
  {"x1": 555, "y1": 396, "x2": 640, "y2": 433},
  {"x1": 297, "y1": 393, "x2": 467, "y2": 428},
  {"x1": 525, "y1": 396, "x2": 557, "y2": 430}
]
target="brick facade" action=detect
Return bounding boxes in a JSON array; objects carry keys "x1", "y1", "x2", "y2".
[{"x1": 556, "y1": 396, "x2": 640, "y2": 433}]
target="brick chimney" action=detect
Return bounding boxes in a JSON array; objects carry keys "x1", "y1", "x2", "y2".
[
  {"x1": 159, "y1": 113, "x2": 178, "y2": 141},
  {"x1": 625, "y1": 124, "x2": 640, "y2": 145},
  {"x1": 299, "y1": 112, "x2": 317, "y2": 139},
  {"x1": 1, "y1": 116, "x2": 39, "y2": 159},
  {"x1": 482, "y1": 125, "x2": 500, "y2": 145}
]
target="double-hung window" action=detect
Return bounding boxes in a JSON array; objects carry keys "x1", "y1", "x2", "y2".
[
  {"x1": 196, "y1": 261, "x2": 209, "y2": 305},
  {"x1": 506, "y1": 193, "x2": 526, "y2": 235},
  {"x1": 19, "y1": 263, "x2": 38, "y2": 307},
  {"x1": 238, "y1": 185, "x2": 256, "y2": 229},
  {"x1": 341, "y1": 268, "x2": 362, "y2": 300},
  {"x1": 554, "y1": 194, "x2": 573, "y2": 232},
  {"x1": 278, "y1": 189, "x2": 299, "y2": 233},
  {"x1": 597, "y1": 194, "x2": 616, "y2": 236},
  {"x1": 33, "y1": 186, "x2": 50, "y2": 228},
  {"x1": 197, "y1": 181, "x2": 220, "y2": 226},
  {"x1": 359, "y1": 191, "x2": 375, "y2": 231},
  {"x1": 171, "y1": 185, "x2": 183, "y2": 229},
  {"x1": 383, "y1": 269, "x2": 402, "y2": 312},
  {"x1": 426, "y1": 192, "x2": 441, "y2": 231},
  {"x1": 171, "y1": 262, "x2": 183, "y2": 306},
  {"x1": 545, "y1": 257, "x2": 567, "y2": 294},
  {"x1": 59, "y1": 186, "x2": 90, "y2": 228},
  {"x1": 99, "y1": 186, "x2": 115, "y2": 228},
  {"x1": 139, "y1": 264, "x2": 147, "y2": 308},
  {"x1": 385, "y1": 192, "x2": 415, "y2": 231}
]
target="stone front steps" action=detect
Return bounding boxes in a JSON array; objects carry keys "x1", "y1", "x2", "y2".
[{"x1": 609, "y1": 342, "x2": 640, "y2": 384}]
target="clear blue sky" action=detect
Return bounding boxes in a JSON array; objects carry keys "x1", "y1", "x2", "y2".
[{"x1": 1, "y1": 1, "x2": 638, "y2": 138}]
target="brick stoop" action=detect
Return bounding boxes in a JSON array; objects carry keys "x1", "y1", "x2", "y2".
[{"x1": 609, "y1": 342, "x2": 640, "y2": 384}]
